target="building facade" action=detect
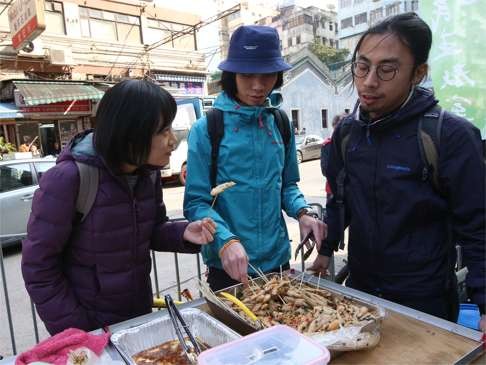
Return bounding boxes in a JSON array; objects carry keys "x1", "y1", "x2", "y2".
[
  {"x1": 280, "y1": 48, "x2": 356, "y2": 139},
  {"x1": 217, "y1": 0, "x2": 278, "y2": 59},
  {"x1": 337, "y1": 0, "x2": 419, "y2": 52},
  {"x1": 0, "y1": 0, "x2": 208, "y2": 155},
  {"x1": 277, "y1": 5, "x2": 338, "y2": 57}
]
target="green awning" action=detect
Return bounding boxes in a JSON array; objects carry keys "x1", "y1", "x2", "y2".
[{"x1": 13, "y1": 81, "x2": 104, "y2": 106}]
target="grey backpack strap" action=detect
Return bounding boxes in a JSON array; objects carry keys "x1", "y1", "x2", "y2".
[
  {"x1": 75, "y1": 161, "x2": 99, "y2": 223},
  {"x1": 417, "y1": 106, "x2": 444, "y2": 194}
]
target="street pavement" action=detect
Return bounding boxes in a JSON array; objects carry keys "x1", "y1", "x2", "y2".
[{"x1": 0, "y1": 159, "x2": 347, "y2": 357}]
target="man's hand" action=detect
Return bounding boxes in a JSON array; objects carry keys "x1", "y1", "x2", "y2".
[
  {"x1": 308, "y1": 254, "x2": 331, "y2": 276},
  {"x1": 183, "y1": 218, "x2": 216, "y2": 244},
  {"x1": 220, "y1": 241, "x2": 249, "y2": 285},
  {"x1": 480, "y1": 314, "x2": 486, "y2": 333},
  {"x1": 298, "y1": 214, "x2": 327, "y2": 251}
]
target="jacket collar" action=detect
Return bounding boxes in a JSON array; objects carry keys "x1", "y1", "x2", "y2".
[{"x1": 352, "y1": 87, "x2": 438, "y2": 132}]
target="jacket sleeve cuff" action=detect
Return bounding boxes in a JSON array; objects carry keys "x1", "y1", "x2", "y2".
[{"x1": 318, "y1": 238, "x2": 338, "y2": 256}]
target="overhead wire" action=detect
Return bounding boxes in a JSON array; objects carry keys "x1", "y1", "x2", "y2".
[{"x1": 0, "y1": 0, "x2": 14, "y2": 17}]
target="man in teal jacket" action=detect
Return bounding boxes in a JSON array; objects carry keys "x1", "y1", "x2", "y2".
[{"x1": 184, "y1": 25, "x2": 326, "y2": 290}]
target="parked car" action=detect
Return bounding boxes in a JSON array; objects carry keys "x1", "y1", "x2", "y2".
[
  {"x1": 161, "y1": 97, "x2": 201, "y2": 185},
  {"x1": 0, "y1": 156, "x2": 56, "y2": 247},
  {"x1": 295, "y1": 134, "x2": 323, "y2": 163}
]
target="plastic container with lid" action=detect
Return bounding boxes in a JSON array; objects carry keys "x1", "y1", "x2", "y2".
[
  {"x1": 197, "y1": 324, "x2": 330, "y2": 365},
  {"x1": 457, "y1": 303, "x2": 481, "y2": 330}
]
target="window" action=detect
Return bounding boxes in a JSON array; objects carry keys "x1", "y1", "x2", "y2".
[
  {"x1": 341, "y1": 17, "x2": 353, "y2": 29},
  {"x1": 79, "y1": 7, "x2": 141, "y2": 44},
  {"x1": 330, "y1": 39, "x2": 334, "y2": 48},
  {"x1": 370, "y1": 7, "x2": 383, "y2": 25},
  {"x1": 386, "y1": 3, "x2": 400, "y2": 17},
  {"x1": 355, "y1": 12, "x2": 367, "y2": 25},
  {"x1": 339, "y1": 0, "x2": 352, "y2": 8},
  {"x1": 354, "y1": 0, "x2": 365, "y2": 4},
  {"x1": 291, "y1": 109, "x2": 300, "y2": 130},
  {"x1": 44, "y1": 1, "x2": 65, "y2": 35},
  {"x1": 288, "y1": 37, "x2": 293, "y2": 47},
  {"x1": 33, "y1": 162, "x2": 55, "y2": 181},
  {"x1": 296, "y1": 35, "x2": 301, "y2": 44},
  {"x1": 321, "y1": 109, "x2": 328, "y2": 128},
  {"x1": 345, "y1": 108, "x2": 350, "y2": 114},
  {"x1": 329, "y1": 22, "x2": 333, "y2": 31},
  {"x1": 411, "y1": 0, "x2": 419, "y2": 11},
  {"x1": 0, "y1": 164, "x2": 33, "y2": 193}
]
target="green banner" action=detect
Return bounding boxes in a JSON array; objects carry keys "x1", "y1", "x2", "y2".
[{"x1": 421, "y1": 0, "x2": 486, "y2": 138}]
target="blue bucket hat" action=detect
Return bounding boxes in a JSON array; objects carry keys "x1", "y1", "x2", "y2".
[{"x1": 218, "y1": 25, "x2": 292, "y2": 74}]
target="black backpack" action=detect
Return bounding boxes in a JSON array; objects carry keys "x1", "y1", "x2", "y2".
[
  {"x1": 206, "y1": 108, "x2": 291, "y2": 187},
  {"x1": 334, "y1": 105, "x2": 446, "y2": 250}
]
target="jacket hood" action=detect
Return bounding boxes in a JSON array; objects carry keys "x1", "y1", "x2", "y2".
[
  {"x1": 57, "y1": 129, "x2": 105, "y2": 168},
  {"x1": 353, "y1": 87, "x2": 438, "y2": 132}
]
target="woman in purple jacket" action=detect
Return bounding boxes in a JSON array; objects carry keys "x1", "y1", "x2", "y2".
[{"x1": 21, "y1": 80, "x2": 216, "y2": 335}]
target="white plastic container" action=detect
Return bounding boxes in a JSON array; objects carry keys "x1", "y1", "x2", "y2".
[{"x1": 198, "y1": 324, "x2": 330, "y2": 365}]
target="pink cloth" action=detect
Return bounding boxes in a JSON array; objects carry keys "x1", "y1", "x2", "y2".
[{"x1": 15, "y1": 328, "x2": 110, "y2": 365}]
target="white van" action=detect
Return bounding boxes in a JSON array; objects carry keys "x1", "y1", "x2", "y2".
[{"x1": 161, "y1": 98, "x2": 201, "y2": 185}]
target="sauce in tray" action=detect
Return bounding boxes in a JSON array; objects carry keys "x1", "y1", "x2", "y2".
[{"x1": 132, "y1": 338, "x2": 208, "y2": 365}]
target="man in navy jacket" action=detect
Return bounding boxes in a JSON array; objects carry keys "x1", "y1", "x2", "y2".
[{"x1": 310, "y1": 13, "x2": 485, "y2": 331}]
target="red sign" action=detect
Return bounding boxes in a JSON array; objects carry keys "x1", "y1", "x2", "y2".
[
  {"x1": 8, "y1": 0, "x2": 45, "y2": 50},
  {"x1": 20, "y1": 100, "x2": 91, "y2": 115}
]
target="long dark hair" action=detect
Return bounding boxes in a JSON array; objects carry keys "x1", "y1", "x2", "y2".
[
  {"x1": 352, "y1": 12, "x2": 432, "y2": 69},
  {"x1": 220, "y1": 71, "x2": 284, "y2": 101},
  {"x1": 94, "y1": 79, "x2": 176, "y2": 169}
]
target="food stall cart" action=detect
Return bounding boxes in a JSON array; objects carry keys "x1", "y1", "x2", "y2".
[
  {"x1": 102, "y1": 272, "x2": 484, "y2": 365},
  {"x1": 1, "y1": 272, "x2": 483, "y2": 365}
]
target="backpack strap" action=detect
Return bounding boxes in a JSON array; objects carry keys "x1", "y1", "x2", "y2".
[
  {"x1": 75, "y1": 161, "x2": 99, "y2": 223},
  {"x1": 335, "y1": 121, "x2": 353, "y2": 250},
  {"x1": 271, "y1": 109, "x2": 291, "y2": 148},
  {"x1": 417, "y1": 106, "x2": 444, "y2": 194},
  {"x1": 206, "y1": 108, "x2": 224, "y2": 188}
]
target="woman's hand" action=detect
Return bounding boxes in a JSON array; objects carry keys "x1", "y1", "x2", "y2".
[{"x1": 183, "y1": 218, "x2": 216, "y2": 244}]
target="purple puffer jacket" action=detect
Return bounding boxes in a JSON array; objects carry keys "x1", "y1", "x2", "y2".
[{"x1": 22, "y1": 131, "x2": 198, "y2": 335}]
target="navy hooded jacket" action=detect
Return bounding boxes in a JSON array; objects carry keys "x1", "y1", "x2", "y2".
[{"x1": 320, "y1": 87, "x2": 485, "y2": 312}]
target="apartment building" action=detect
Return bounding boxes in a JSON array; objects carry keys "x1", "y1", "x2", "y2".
[
  {"x1": 0, "y1": 0, "x2": 208, "y2": 154},
  {"x1": 337, "y1": 0, "x2": 419, "y2": 52}
]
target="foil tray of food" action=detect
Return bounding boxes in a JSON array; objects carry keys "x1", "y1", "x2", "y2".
[
  {"x1": 110, "y1": 307, "x2": 241, "y2": 365},
  {"x1": 201, "y1": 272, "x2": 386, "y2": 353}
]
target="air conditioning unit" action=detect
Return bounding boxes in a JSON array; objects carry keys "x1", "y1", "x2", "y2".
[
  {"x1": 18, "y1": 39, "x2": 46, "y2": 58},
  {"x1": 47, "y1": 48, "x2": 75, "y2": 66}
]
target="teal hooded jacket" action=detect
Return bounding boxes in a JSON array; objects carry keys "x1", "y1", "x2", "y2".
[{"x1": 183, "y1": 92, "x2": 309, "y2": 272}]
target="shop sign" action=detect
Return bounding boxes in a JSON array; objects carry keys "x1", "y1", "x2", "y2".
[
  {"x1": 8, "y1": 0, "x2": 46, "y2": 50},
  {"x1": 20, "y1": 100, "x2": 91, "y2": 116}
]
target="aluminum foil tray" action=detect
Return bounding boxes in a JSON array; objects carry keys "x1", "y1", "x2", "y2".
[
  {"x1": 204, "y1": 272, "x2": 386, "y2": 353},
  {"x1": 110, "y1": 307, "x2": 241, "y2": 364}
]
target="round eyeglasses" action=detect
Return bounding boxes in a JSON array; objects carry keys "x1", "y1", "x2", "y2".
[{"x1": 351, "y1": 61, "x2": 399, "y2": 82}]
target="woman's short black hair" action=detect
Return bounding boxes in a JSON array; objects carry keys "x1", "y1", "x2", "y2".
[
  {"x1": 220, "y1": 71, "x2": 284, "y2": 100},
  {"x1": 94, "y1": 79, "x2": 176, "y2": 169},
  {"x1": 352, "y1": 12, "x2": 432, "y2": 68}
]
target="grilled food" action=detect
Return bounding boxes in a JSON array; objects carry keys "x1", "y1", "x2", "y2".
[{"x1": 220, "y1": 275, "x2": 378, "y2": 334}]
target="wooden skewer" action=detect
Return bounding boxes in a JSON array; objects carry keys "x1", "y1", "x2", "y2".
[{"x1": 210, "y1": 195, "x2": 218, "y2": 208}]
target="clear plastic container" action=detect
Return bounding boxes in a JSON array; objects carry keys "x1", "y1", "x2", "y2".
[{"x1": 198, "y1": 324, "x2": 330, "y2": 365}]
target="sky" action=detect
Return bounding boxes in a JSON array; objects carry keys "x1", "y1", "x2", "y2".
[{"x1": 155, "y1": 0, "x2": 337, "y2": 71}]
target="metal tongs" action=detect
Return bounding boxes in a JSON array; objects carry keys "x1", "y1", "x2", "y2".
[
  {"x1": 164, "y1": 294, "x2": 201, "y2": 364},
  {"x1": 294, "y1": 231, "x2": 316, "y2": 261}
]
